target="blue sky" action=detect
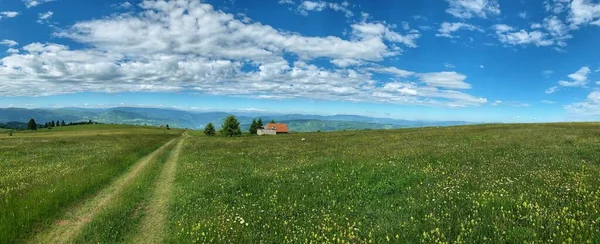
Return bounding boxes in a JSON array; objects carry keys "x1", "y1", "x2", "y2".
[{"x1": 1, "y1": 0, "x2": 600, "y2": 122}]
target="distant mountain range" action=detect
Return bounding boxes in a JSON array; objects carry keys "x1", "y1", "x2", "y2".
[{"x1": 0, "y1": 107, "x2": 476, "y2": 132}]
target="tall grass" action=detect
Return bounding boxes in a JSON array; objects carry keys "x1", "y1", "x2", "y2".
[
  {"x1": 0, "y1": 126, "x2": 179, "y2": 242},
  {"x1": 169, "y1": 123, "x2": 600, "y2": 243},
  {"x1": 73, "y1": 141, "x2": 176, "y2": 242}
]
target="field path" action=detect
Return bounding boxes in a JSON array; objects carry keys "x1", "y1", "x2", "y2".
[
  {"x1": 132, "y1": 136, "x2": 186, "y2": 243},
  {"x1": 31, "y1": 138, "x2": 177, "y2": 244}
]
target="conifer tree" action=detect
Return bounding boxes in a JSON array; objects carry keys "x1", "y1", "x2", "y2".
[
  {"x1": 249, "y1": 119, "x2": 258, "y2": 134},
  {"x1": 220, "y1": 116, "x2": 241, "y2": 137},
  {"x1": 204, "y1": 122, "x2": 216, "y2": 136},
  {"x1": 27, "y1": 118, "x2": 37, "y2": 130}
]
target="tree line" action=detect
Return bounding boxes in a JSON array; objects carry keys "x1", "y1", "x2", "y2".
[
  {"x1": 203, "y1": 115, "x2": 276, "y2": 136},
  {"x1": 26, "y1": 119, "x2": 96, "y2": 130}
]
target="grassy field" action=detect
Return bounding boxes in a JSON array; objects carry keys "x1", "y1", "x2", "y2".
[
  {"x1": 0, "y1": 125, "x2": 181, "y2": 242},
  {"x1": 2, "y1": 123, "x2": 600, "y2": 242},
  {"x1": 171, "y1": 123, "x2": 600, "y2": 243}
]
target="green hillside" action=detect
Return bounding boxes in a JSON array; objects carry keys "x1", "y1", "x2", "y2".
[{"x1": 3, "y1": 123, "x2": 600, "y2": 242}]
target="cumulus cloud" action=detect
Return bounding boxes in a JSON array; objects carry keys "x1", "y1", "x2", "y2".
[
  {"x1": 436, "y1": 22, "x2": 483, "y2": 38},
  {"x1": 22, "y1": 0, "x2": 55, "y2": 8},
  {"x1": 493, "y1": 24, "x2": 554, "y2": 47},
  {"x1": 544, "y1": 0, "x2": 571, "y2": 14},
  {"x1": 445, "y1": 0, "x2": 500, "y2": 19},
  {"x1": 0, "y1": 11, "x2": 20, "y2": 19},
  {"x1": 297, "y1": 1, "x2": 353, "y2": 17},
  {"x1": 418, "y1": 72, "x2": 471, "y2": 89},
  {"x1": 0, "y1": 0, "x2": 485, "y2": 107},
  {"x1": 564, "y1": 91, "x2": 600, "y2": 115},
  {"x1": 37, "y1": 11, "x2": 54, "y2": 24},
  {"x1": 546, "y1": 67, "x2": 591, "y2": 93},
  {"x1": 365, "y1": 67, "x2": 415, "y2": 77},
  {"x1": 568, "y1": 0, "x2": 600, "y2": 28},
  {"x1": 0, "y1": 40, "x2": 18, "y2": 47}
]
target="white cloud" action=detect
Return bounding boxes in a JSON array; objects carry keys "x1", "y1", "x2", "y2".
[
  {"x1": 542, "y1": 70, "x2": 554, "y2": 76},
  {"x1": 493, "y1": 24, "x2": 554, "y2": 47},
  {"x1": 445, "y1": 0, "x2": 500, "y2": 19},
  {"x1": 330, "y1": 59, "x2": 361, "y2": 67},
  {"x1": 278, "y1": 0, "x2": 294, "y2": 4},
  {"x1": 115, "y1": 1, "x2": 133, "y2": 9},
  {"x1": 444, "y1": 63, "x2": 455, "y2": 69},
  {"x1": 298, "y1": 1, "x2": 353, "y2": 17},
  {"x1": 547, "y1": 67, "x2": 591, "y2": 92},
  {"x1": 418, "y1": 72, "x2": 471, "y2": 89},
  {"x1": 544, "y1": 0, "x2": 571, "y2": 14},
  {"x1": 491, "y1": 100, "x2": 530, "y2": 107},
  {"x1": 568, "y1": 0, "x2": 600, "y2": 28},
  {"x1": 6, "y1": 48, "x2": 19, "y2": 54},
  {"x1": 541, "y1": 100, "x2": 556, "y2": 104},
  {"x1": 480, "y1": 65, "x2": 484, "y2": 68},
  {"x1": 436, "y1": 22, "x2": 483, "y2": 38},
  {"x1": 22, "y1": 0, "x2": 55, "y2": 8},
  {"x1": 564, "y1": 91, "x2": 600, "y2": 115},
  {"x1": 0, "y1": 11, "x2": 19, "y2": 19},
  {"x1": 0, "y1": 0, "x2": 485, "y2": 108},
  {"x1": 546, "y1": 86, "x2": 560, "y2": 94},
  {"x1": 568, "y1": 66, "x2": 591, "y2": 82},
  {"x1": 365, "y1": 66, "x2": 415, "y2": 77},
  {"x1": 531, "y1": 23, "x2": 542, "y2": 29},
  {"x1": 518, "y1": 11, "x2": 528, "y2": 19},
  {"x1": 37, "y1": 11, "x2": 54, "y2": 24},
  {"x1": 0, "y1": 40, "x2": 18, "y2": 47}
]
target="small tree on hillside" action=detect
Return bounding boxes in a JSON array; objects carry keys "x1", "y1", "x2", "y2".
[
  {"x1": 249, "y1": 119, "x2": 258, "y2": 135},
  {"x1": 204, "y1": 122, "x2": 216, "y2": 136},
  {"x1": 61, "y1": 120, "x2": 66, "y2": 126},
  {"x1": 257, "y1": 118, "x2": 263, "y2": 128},
  {"x1": 51, "y1": 121, "x2": 56, "y2": 127},
  {"x1": 44, "y1": 122, "x2": 48, "y2": 128},
  {"x1": 166, "y1": 124, "x2": 170, "y2": 130},
  {"x1": 220, "y1": 115, "x2": 241, "y2": 137},
  {"x1": 27, "y1": 118, "x2": 37, "y2": 131},
  {"x1": 269, "y1": 119, "x2": 276, "y2": 123}
]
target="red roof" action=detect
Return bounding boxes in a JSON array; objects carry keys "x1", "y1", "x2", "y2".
[{"x1": 264, "y1": 123, "x2": 289, "y2": 133}]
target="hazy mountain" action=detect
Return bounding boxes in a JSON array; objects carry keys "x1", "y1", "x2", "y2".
[{"x1": 0, "y1": 107, "x2": 475, "y2": 131}]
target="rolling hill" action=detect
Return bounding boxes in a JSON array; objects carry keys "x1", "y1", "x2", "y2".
[{"x1": 0, "y1": 107, "x2": 474, "y2": 131}]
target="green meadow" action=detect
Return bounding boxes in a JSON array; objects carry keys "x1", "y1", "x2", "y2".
[{"x1": 2, "y1": 123, "x2": 600, "y2": 242}]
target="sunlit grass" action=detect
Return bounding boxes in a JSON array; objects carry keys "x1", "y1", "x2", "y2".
[
  {"x1": 0, "y1": 125, "x2": 180, "y2": 242},
  {"x1": 169, "y1": 123, "x2": 600, "y2": 243}
]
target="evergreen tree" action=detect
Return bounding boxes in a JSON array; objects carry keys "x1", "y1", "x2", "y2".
[
  {"x1": 204, "y1": 122, "x2": 216, "y2": 136},
  {"x1": 61, "y1": 120, "x2": 66, "y2": 126},
  {"x1": 51, "y1": 121, "x2": 56, "y2": 127},
  {"x1": 220, "y1": 115, "x2": 241, "y2": 137},
  {"x1": 166, "y1": 124, "x2": 170, "y2": 130},
  {"x1": 27, "y1": 118, "x2": 37, "y2": 130},
  {"x1": 56, "y1": 120, "x2": 60, "y2": 127},
  {"x1": 257, "y1": 118, "x2": 263, "y2": 128},
  {"x1": 44, "y1": 122, "x2": 48, "y2": 128},
  {"x1": 269, "y1": 119, "x2": 276, "y2": 123},
  {"x1": 249, "y1": 119, "x2": 258, "y2": 134}
]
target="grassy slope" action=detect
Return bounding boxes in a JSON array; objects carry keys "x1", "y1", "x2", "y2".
[
  {"x1": 0, "y1": 125, "x2": 181, "y2": 242},
  {"x1": 170, "y1": 123, "x2": 600, "y2": 243}
]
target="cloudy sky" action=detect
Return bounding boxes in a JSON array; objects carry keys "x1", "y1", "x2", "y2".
[{"x1": 1, "y1": 0, "x2": 600, "y2": 122}]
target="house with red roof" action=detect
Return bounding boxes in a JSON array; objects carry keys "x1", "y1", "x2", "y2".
[{"x1": 257, "y1": 123, "x2": 289, "y2": 135}]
